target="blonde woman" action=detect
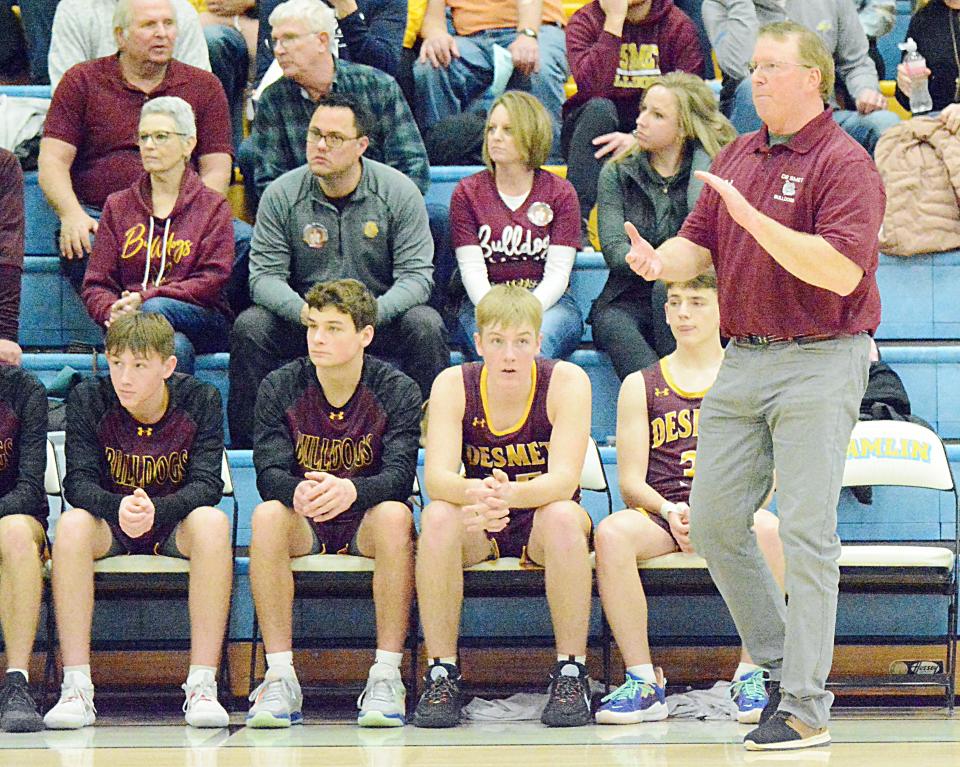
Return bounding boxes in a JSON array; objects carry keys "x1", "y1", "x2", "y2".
[
  {"x1": 449, "y1": 91, "x2": 583, "y2": 360},
  {"x1": 590, "y1": 72, "x2": 735, "y2": 380}
]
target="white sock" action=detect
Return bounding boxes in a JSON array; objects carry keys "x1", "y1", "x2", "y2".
[
  {"x1": 734, "y1": 662, "x2": 762, "y2": 681},
  {"x1": 626, "y1": 664, "x2": 657, "y2": 684},
  {"x1": 374, "y1": 650, "x2": 403, "y2": 669},
  {"x1": 6, "y1": 668, "x2": 29, "y2": 683},
  {"x1": 63, "y1": 665, "x2": 93, "y2": 690},
  {"x1": 186, "y1": 665, "x2": 217, "y2": 686},
  {"x1": 265, "y1": 651, "x2": 295, "y2": 678}
]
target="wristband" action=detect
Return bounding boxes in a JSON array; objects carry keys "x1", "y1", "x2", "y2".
[{"x1": 659, "y1": 501, "x2": 679, "y2": 520}]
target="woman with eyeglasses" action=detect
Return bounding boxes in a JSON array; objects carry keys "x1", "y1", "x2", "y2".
[
  {"x1": 449, "y1": 90, "x2": 584, "y2": 361},
  {"x1": 591, "y1": 72, "x2": 736, "y2": 381},
  {"x1": 81, "y1": 96, "x2": 234, "y2": 373}
]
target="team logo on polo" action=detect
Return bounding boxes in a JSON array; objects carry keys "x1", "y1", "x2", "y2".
[{"x1": 775, "y1": 173, "x2": 803, "y2": 204}]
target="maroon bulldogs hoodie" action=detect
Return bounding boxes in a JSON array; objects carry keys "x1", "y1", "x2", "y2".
[{"x1": 81, "y1": 167, "x2": 234, "y2": 326}]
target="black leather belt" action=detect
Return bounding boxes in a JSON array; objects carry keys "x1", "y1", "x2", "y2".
[{"x1": 732, "y1": 333, "x2": 839, "y2": 346}]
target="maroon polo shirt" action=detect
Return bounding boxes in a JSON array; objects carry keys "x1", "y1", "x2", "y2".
[
  {"x1": 44, "y1": 55, "x2": 232, "y2": 209},
  {"x1": 678, "y1": 108, "x2": 883, "y2": 339}
]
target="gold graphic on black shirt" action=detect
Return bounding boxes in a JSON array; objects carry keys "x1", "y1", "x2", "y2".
[
  {"x1": 464, "y1": 441, "x2": 549, "y2": 470},
  {"x1": 472, "y1": 417, "x2": 486, "y2": 428},
  {"x1": 295, "y1": 433, "x2": 374, "y2": 473},
  {"x1": 104, "y1": 447, "x2": 189, "y2": 489},
  {"x1": 0, "y1": 438, "x2": 13, "y2": 471},
  {"x1": 137, "y1": 426, "x2": 153, "y2": 437},
  {"x1": 328, "y1": 411, "x2": 345, "y2": 421}
]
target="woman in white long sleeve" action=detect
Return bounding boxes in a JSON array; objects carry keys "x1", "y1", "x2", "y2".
[{"x1": 448, "y1": 91, "x2": 583, "y2": 360}]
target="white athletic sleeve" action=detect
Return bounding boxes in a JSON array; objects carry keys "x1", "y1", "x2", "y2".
[
  {"x1": 532, "y1": 245, "x2": 576, "y2": 310},
  {"x1": 456, "y1": 245, "x2": 492, "y2": 306}
]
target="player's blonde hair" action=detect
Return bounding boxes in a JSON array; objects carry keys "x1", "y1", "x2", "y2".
[
  {"x1": 105, "y1": 312, "x2": 175, "y2": 359},
  {"x1": 475, "y1": 284, "x2": 543, "y2": 335}
]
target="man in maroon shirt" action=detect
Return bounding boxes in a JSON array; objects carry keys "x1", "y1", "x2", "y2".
[
  {"x1": 625, "y1": 21, "x2": 880, "y2": 751},
  {"x1": 562, "y1": 0, "x2": 703, "y2": 222},
  {"x1": 37, "y1": 0, "x2": 233, "y2": 290}
]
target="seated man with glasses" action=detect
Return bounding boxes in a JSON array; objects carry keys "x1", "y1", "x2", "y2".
[
  {"x1": 241, "y1": 0, "x2": 428, "y2": 210},
  {"x1": 228, "y1": 93, "x2": 447, "y2": 448}
]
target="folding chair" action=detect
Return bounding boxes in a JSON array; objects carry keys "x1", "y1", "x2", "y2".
[
  {"x1": 828, "y1": 419, "x2": 958, "y2": 712},
  {"x1": 44, "y1": 449, "x2": 238, "y2": 702}
]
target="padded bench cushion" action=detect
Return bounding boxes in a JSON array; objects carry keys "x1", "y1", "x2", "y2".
[
  {"x1": 641, "y1": 546, "x2": 955, "y2": 571},
  {"x1": 93, "y1": 555, "x2": 190, "y2": 573}
]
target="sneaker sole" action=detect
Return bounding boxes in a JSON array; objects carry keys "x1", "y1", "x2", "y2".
[
  {"x1": 595, "y1": 703, "x2": 668, "y2": 725},
  {"x1": 43, "y1": 716, "x2": 94, "y2": 730},
  {"x1": 357, "y1": 711, "x2": 405, "y2": 728},
  {"x1": 412, "y1": 715, "x2": 460, "y2": 728},
  {"x1": 245, "y1": 711, "x2": 303, "y2": 729},
  {"x1": 745, "y1": 731, "x2": 831, "y2": 751},
  {"x1": 186, "y1": 714, "x2": 230, "y2": 729},
  {"x1": 737, "y1": 708, "x2": 764, "y2": 725}
]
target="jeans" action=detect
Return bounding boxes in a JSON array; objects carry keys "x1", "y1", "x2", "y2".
[
  {"x1": 412, "y1": 25, "x2": 568, "y2": 163},
  {"x1": 140, "y1": 296, "x2": 230, "y2": 374},
  {"x1": 17, "y1": 0, "x2": 60, "y2": 85},
  {"x1": 729, "y1": 78, "x2": 899, "y2": 154},
  {"x1": 456, "y1": 292, "x2": 583, "y2": 361},
  {"x1": 204, "y1": 23, "x2": 248, "y2": 154}
]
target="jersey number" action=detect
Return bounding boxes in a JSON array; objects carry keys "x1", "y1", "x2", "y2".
[{"x1": 680, "y1": 449, "x2": 696, "y2": 478}]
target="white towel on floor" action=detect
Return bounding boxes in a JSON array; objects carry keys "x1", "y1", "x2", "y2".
[
  {"x1": 462, "y1": 693, "x2": 548, "y2": 721},
  {"x1": 665, "y1": 681, "x2": 738, "y2": 720}
]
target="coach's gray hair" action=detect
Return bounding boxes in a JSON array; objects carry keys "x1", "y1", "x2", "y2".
[
  {"x1": 140, "y1": 96, "x2": 196, "y2": 139},
  {"x1": 269, "y1": 0, "x2": 337, "y2": 39},
  {"x1": 114, "y1": 0, "x2": 178, "y2": 36}
]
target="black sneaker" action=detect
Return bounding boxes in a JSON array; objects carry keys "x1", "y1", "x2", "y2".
[
  {"x1": 758, "y1": 680, "x2": 781, "y2": 725},
  {"x1": 541, "y1": 659, "x2": 592, "y2": 727},
  {"x1": 0, "y1": 671, "x2": 43, "y2": 732},
  {"x1": 744, "y1": 710, "x2": 831, "y2": 751},
  {"x1": 412, "y1": 663, "x2": 462, "y2": 728}
]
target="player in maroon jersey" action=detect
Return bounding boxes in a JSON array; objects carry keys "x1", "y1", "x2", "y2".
[
  {"x1": 246, "y1": 279, "x2": 421, "y2": 729},
  {"x1": 594, "y1": 271, "x2": 784, "y2": 725},
  {"x1": 47, "y1": 313, "x2": 231, "y2": 730},
  {"x1": 413, "y1": 284, "x2": 594, "y2": 729}
]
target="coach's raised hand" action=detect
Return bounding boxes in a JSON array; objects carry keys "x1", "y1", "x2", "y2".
[{"x1": 624, "y1": 221, "x2": 662, "y2": 280}]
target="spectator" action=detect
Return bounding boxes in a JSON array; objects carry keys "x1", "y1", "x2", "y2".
[
  {"x1": 241, "y1": 0, "x2": 427, "y2": 208},
  {"x1": 856, "y1": 0, "x2": 896, "y2": 80},
  {"x1": 0, "y1": 150, "x2": 24, "y2": 367},
  {"x1": 592, "y1": 72, "x2": 736, "y2": 381},
  {"x1": 81, "y1": 97, "x2": 233, "y2": 374},
  {"x1": 413, "y1": 285, "x2": 594, "y2": 729},
  {"x1": 563, "y1": 0, "x2": 703, "y2": 226},
  {"x1": 413, "y1": 0, "x2": 570, "y2": 163},
  {"x1": 895, "y1": 0, "x2": 960, "y2": 128},
  {"x1": 450, "y1": 91, "x2": 582, "y2": 361},
  {"x1": 708, "y1": 0, "x2": 899, "y2": 153},
  {"x1": 37, "y1": 0, "x2": 250, "y2": 312},
  {"x1": 255, "y1": 0, "x2": 406, "y2": 82},
  {"x1": 46, "y1": 313, "x2": 232, "y2": 730},
  {"x1": 594, "y1": 272, "x2": 784, "y2": 727},
  {"x1": 228, "y1": 94, "x2": 446, "y2": 448},
  {"x1": 190, "y1": 0, "x2": 259, "y2": 154},
  {"x1": 48, "y1": 0, "x2": 210, "y2": 90},
  {"x1": 246, "y1": 279, "x2": 420, "y2": 729}
]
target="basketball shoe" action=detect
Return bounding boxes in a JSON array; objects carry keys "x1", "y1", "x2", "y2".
[{"x1": 595, "y1": 668, "x2": 667, "y2": 724}]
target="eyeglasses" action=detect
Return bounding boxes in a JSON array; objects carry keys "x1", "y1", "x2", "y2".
[
  {"x1": 268, "y1": 32, "x2": 314, "y2": 52},
  {"x1": 136, "y1": 131, "x2": 188, "y2": 146},
  {"x1": 306, "y1": 130, "x2": 358, "y2": 148},
  {"x1": 747, "y1": 60, "x2": 815, "y2": 76}
]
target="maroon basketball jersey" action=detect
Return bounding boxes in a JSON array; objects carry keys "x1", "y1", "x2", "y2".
[
  {"x1": 641, "y1": 359, "x2": 705, "y2": 505},
  {"x1": 284, "y1": 371, "x2": 389, "y2": 482}
]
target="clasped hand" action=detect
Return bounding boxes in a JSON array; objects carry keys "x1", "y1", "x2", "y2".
[
  {"x1": 293, "y1": 471, "x2": 357, "y2": 523},
  {"x1": 463, "y1": 469, "x2": 511, "y2": 533},
  {"x1": 119, "y1": 487, "x2": 155, "y2": 539}
]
